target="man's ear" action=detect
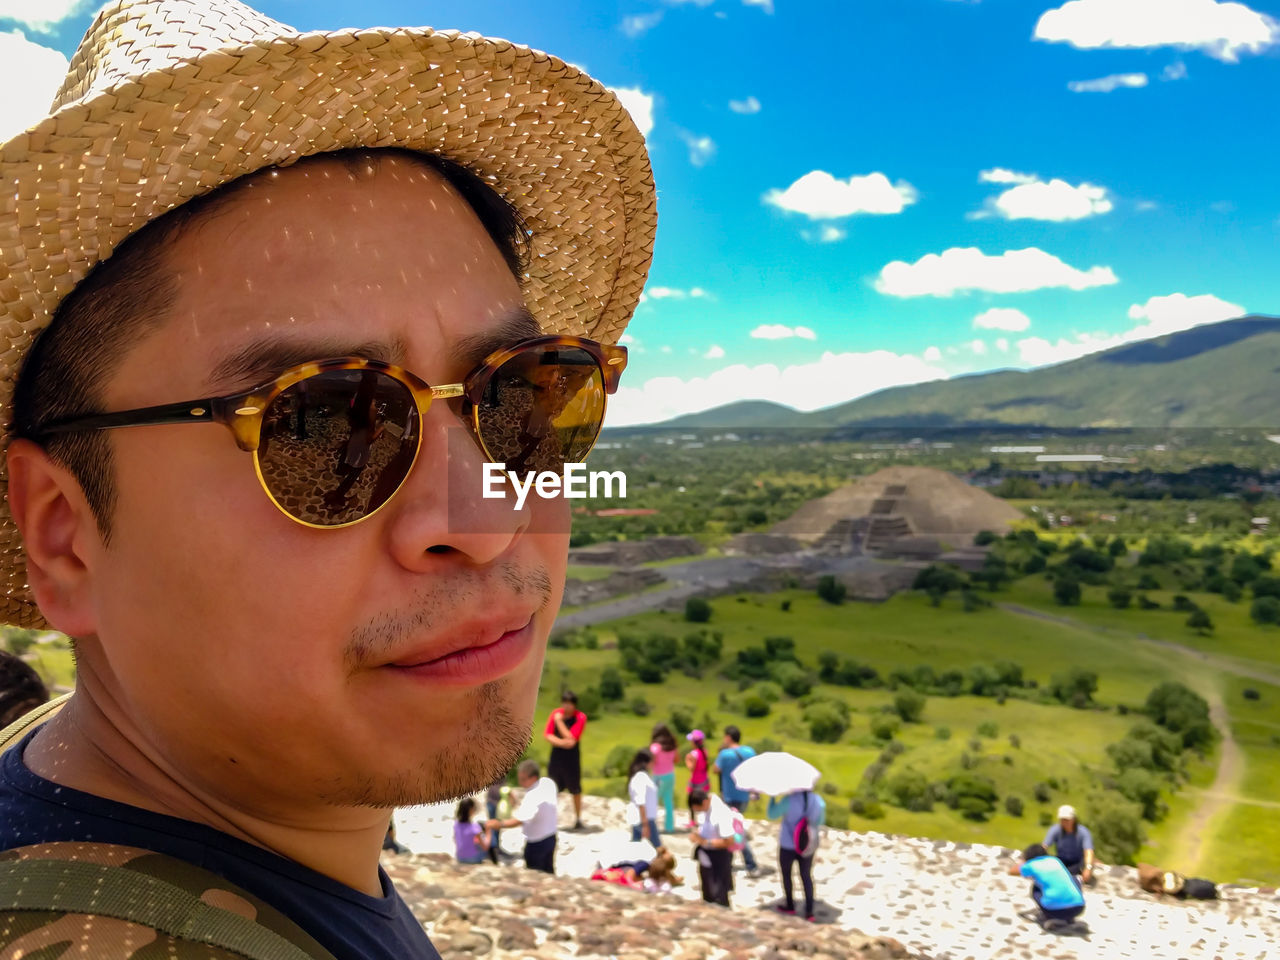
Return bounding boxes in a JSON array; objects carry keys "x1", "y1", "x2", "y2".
[{"x1": 6, "y1": 438, "x2": 101, "y2": 636}]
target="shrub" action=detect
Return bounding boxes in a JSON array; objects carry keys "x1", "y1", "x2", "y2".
[
  {"x1": 961, "y1": 590, "x2": 988, "y2": 612},
  {"x1": 974, "y1": 530, "x2": 998, "y2": 546},
  {"x1": 1008, "y1": 733, "x2": 1021, "y2": 749},
  {"x1": 602, "y1": 744, "x2": 634, "y2": 777},
  {"x1": 959, "y1": 752, "x2": 974, "y2": 770},
  {"x1": 629, "y1": 696, "x2": 652, "y2": 717},
  {"x1": 743, "y1": 694, "x2": 770, "y2": 718},
  {"x1": 816, "y1": 575, "x2": 847, "y2": 605},
  {"x1": 934, "y1": 725, "x2": 952, "y2": 740},
  {"x1": 968, "y1": 738, "x2": 983, "y2": 753},
  {"x1": 887, "y1": 769, "x2": 932, "y2": 811},
  {"x1": 1024, "y1": 553, "x2": 1047, "y2": 574},
  {"x1": 958, "y1": 797, "x2": 993, "y2": 821},
  {"x1": 1087, "y1": 792, "x2": 1146, "y2": 865},
  {"x1": 669, "y1": 703, "x2": 697, "y2": 735},
  {"x1": 1116, "y1": 768, "x2": 1164, "y2": 821},
  {"x1": 577, "y1": 687, "x2": 602, "y2": 717},
  {"x1": 684, "y1": 597, "x2": 712, "y2": 623},
  {"x1": 883, "y1": 739, "x2": 906, "y2": 758},
  {"x1": 764, "y1": 635, "x2": 798, "y2": 663},
  {"x1": 870, "y1": 715, "x2": 900, "y2": 741},
  {"x1": 967, "y1": 663, "x2": 1000, "y2": 697},
  {"x1": 893, "y1": 689, "x2": 927, "y2": 723},
  {"x1": 806, "y1": 703, "x2": 850, "y2": 743},
  {"x1": 1049, "y1": 667, "x2": 1098, "y2": 707},
  {"x1": 1005, "y1": 795, "x2": 1024, "y2": 817},
  {"x1": 1222, "y1": 579, "x2": 1243, "y2": 602},
  {"x1": 598, "y1": 667, "x2": 626, "y2": 702},
  {"x1": 772, "y1": 662, "x2": 814, "y2": 698},
  {"x1": 1053, "y1": 577, "x2": 1082, "y2": 606},
  {"x1": 1137, "y1": 594, "x2": 1160, "y2": 610},
  {"x1": 824, "y1": 803, "x2": 851, "y2": 829},
  {"x1": 780, "y1": 599, "x2": 792, "y2": 612},
  {"x1": 1145, "y1": 681, "x2": 1213, "y2": 749},
  {"x1": 1172, "y1": 594, "x2": 1198, "y2": 613},
  {"x1": 1250, "y1": 596, "x2": 1280, "y2": 625},
  {"x1": 753, "y1": 681, "x2": 783, "y2": 704},
  {"x1": 756, "y1": 737, "x2": 784, "y2": 754},
  {"x1": 976, "y1": 720, "x2": 999, "y2": 739},
  {"x1": 860, "y1": 761, "x2": 888, "y2": 785},
  {"x1": 1243, "y1": 688, "x2": 1261, "y2": 701},
  {"x1": 850, "y1": 796, "x2": 885, "y2": 820},
  {"x1": 1137, "y1": 573, "x2": 1160, "y2": 591},
  {"x1": 1033, "y1": 782, "x2": 1052, "y2": 803},
  {"x1": 1186, "y1": 609, "x2": 1213, "y2": 633},
  {"x1": 1107, "y1": 587, "x2": 1132, "y2": 610},
  {"x1": 1108, "y1": 536, "x2": 1127, "y2": 557}
]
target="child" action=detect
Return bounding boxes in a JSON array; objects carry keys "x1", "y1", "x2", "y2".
[
  {"x1": 685, "y1": 729, "x2": 710, "y2": 826},
  {"x1": 627, "y1": 748, "x2": 660, "y2": 845},
  {"x1": 454, "y1": 797, "x2": 490, "y2": 865},
  {"x1": 649, "y1": 723, "x2": 679, "y2": 834}
]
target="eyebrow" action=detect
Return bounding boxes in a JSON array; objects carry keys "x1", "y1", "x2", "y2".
[{"x1": 205, "y1": 305, "x2": 543, "y2": 392}]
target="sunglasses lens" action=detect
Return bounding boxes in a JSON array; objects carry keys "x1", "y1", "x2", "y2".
[
  {"x1": 256, "y1": 369, "x2": 419, "y2": 526},
  {"x1": 476, "y1": 345, "x2": 606, "y2": 473}
]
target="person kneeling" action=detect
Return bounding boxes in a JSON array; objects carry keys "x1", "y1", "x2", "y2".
[{"x1": 1011, "y1": 843, "x2": 1085, "y2": 928}]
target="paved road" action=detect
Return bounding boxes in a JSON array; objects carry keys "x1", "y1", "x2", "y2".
[{"x1": 555, "y1": 551, "x2": 888, "y2": 631}]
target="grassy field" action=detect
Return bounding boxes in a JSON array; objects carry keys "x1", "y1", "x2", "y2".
[{"x1": 536, "y1": 585, "x2": 1280, "y2": 884}]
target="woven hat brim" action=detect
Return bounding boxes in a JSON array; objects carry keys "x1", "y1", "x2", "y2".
[{"x1": 0, "y1": 26, "x2": 656, "y2": 628}]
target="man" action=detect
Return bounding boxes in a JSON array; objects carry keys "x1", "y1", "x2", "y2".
[
  {"x1": 544, "y1": 690, "x2": 588, "y2": 829},
  {"x1": 713, "y1": 724, "x2": 760, "y2": 876},
  {"x1": 1043, "y1": 804, "x2": 1096, "y2": 883},
  {"x1": 0, "y1": 0, "x2": 654, "y2": 956},
  {"x1": 489, "y1": 760, "x2": 558, "y2": 874},
  {"x1": 0, "y1": 651, "x2": 49, "y2": 727},
  {"x1": 1009, "y1": 843, "x2": 1085, "y2": 930},
  {"x1": 689, "y1": 787, "x2": 741, "y2": 907}
]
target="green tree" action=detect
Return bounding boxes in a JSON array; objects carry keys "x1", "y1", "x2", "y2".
[
  {"x1": 743, "y1": 694, "x2": 770, "y2": 718},
  {"x1": 1049, "y1": 667, "x2": 1098, "y2": 707},
  {"x1": 887, "y1": 769, "x2": 932, "y2": 811},
  {"x1": 805, "y1": 702, "x2": 850, "y2": 743},
  {"x1": 684, "y1": 597, "x2": 712, "y2": 623},
  {"x1": 1053, "y1": 577, "x2": 1082, "y2": 606},
  {"x1": 1251, "y1": 596, "x2": 1280, "y2": 625},
  {"x1": 1107, "y1": 587, "x2": 1132, "y2": 610},
  {"x1": 1108, "y1": 536, "x2": 1127, "y2": 557},
  {"x1": 1115, "y1": 768, "x2": 1164, "y2": 821},
  {"x1": 816, "y1": 575, "x2": 847, "y2": 605},
  {"x1": 1145, "y1": 681, "x2": 1213, "y2": 749},
  {"x1": 1087, "y1": 792, "x2": 1146, "y2": 865},
  {"x1": 893, "y1": 689, "x2": 927, "y2": 723},
  {"x1": 1186, "y1": 609, "x2": 1213, "y2": 634},
  {"x1": 598, "y1": 666, "x2": 626, "y2": 702}
]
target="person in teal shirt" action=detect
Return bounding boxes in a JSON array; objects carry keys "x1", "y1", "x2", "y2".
[
  {"x1": 767, "y1": 789, "x2": 826, "y2": 921},
  {"x1": 713, "y1": 726, "x2": 759, "y2": 875},
  {"x1": 1010, "y1": 843, "x2": 1085, "y2": 928}
]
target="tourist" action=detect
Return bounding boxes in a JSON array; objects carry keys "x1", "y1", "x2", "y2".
[
  {"x1": 0, "y1": 2, "x2": 652, "y2": 954},
  {"x1": 768, "y1": 789, "x2": 826, "y2": 921},
  {"x1": 689, "y1": 787, "x2": 740, "y2": 907},
  {"x1": 685, "y1": 729, "x2": 712, "y2": 825},
  {"x1": 453, "y1": 798, "x2": 491, "y2": 865},
  {"x1": 627, "y1": 748, "x2": 661, "y2": 845},
  {"x1": 545, "y1": 690, "x2": 588, "y2": 830},
  {"x1": 0, "y1": 651, "x2": 48, "y2": 728},
  {"x1": 485, "y1": 777, "x2": 514, "y2": 864},
  {"x1": 1043, "y1": 804, "x2": 1095, "y2": 882},
  {"x1": 1010, "y1": 843, "x2": 1085, "y2": 929},
  {"x1": 714, "y1": 725, "x2": 760, "y2": 876},
  {"x1": 649, "y1": 722, "x2": 679, "y2": 833},
  {"x1": 489, "y1": 760, "x2": 559, "y2": 874}
]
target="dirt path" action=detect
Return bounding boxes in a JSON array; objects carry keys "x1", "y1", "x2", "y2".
[{"x1": 997, "y1": 602, "x2": 1254, "y2": 875}]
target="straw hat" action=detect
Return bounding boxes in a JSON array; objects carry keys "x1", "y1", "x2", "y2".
[{"x1": 0, "y1": 0, "x2": 656, "y2": 628}]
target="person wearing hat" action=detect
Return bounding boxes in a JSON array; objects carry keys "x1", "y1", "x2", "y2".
[
  {"x1": 1043, "y1": 804, "x2": 1096, "y2": 883},
  {"x1": 0, "y1": 0, "x2": 654, "y2": 957}
]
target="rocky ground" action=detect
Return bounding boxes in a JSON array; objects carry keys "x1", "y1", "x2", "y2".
[{"x1": 390, "y1": 795, "x2": 1279, "y2": 960}]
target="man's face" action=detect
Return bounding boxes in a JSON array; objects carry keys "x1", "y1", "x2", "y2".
[
  {"x1": 560, "y1": 700, "x2": 577, "y2": 719},
  {"x1": 1060, "y1": 818, "x2": 1075, "y2": 832},
  {"x1": 75, "y1": 155, "x2": 568, "y2": 812}
]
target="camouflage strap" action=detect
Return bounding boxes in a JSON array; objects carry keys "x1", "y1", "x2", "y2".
[{"x1": 0, "y1": 691, "x2": 70, "y2": 753}]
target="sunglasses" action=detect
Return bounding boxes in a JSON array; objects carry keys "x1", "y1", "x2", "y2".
[{"x1": 35, "y1": 336, "x2": 627, "y2": 528}]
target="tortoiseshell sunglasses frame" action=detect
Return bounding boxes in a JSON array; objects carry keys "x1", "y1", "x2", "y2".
[{"x1": 34, "y1": 335, "x2": 628, "y2": 529}]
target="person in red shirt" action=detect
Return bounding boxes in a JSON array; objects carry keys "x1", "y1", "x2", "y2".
[{"x1": 544, "y1": 691, "x2": 588, "y2": 829}]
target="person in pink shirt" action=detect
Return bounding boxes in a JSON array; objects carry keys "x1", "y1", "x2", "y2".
[
  {"x1": 685, "y1": 729, "x2": 711, "y2": 827},
  {"x1": 649, "y1": 723, "x2": 679, "y2": 833}
]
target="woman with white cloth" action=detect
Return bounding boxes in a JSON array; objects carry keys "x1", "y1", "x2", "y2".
[
  {"x1": 767, "y1": 789, "x2": 826, "y2": 921},
  {"x1": 627, "y1": 748, "x2": 661, "y2": 846}
]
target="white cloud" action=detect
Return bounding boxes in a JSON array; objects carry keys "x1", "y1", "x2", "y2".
[
  {"x1": 660, "y1": 345, "x2": 673, "y2": 354},
  {"x1": 876, "y1": 247, "x2": 1118, "y2": 297},
  {"x1": 704, "y1": 345, "x2": 725, "y2": 360},
  {"x1": 973, "y1": 307, "x2": 1033, "y2": 332},
  {"x1": 765, "y1": 170, "x2": 919, "y2": 220},
  {"x1": 988, "y1": 178, "x2": 1113, "y2": 221},
  {"x1": 646, "y1": 286, "x2": 710, "y2": 300},
  {"x1": 980, "y1": 168, "x2": 1037, "y2": 185},
  {"x1": 610, "y1": 86, "x2": 655, "y2": 137},
  {"x1": 621, "y1": 11, "x2": 664, "y2": 36},
  {"x1": 743, "y1": 0, "x2": 775, "y2": 12},
  {"x1": 967, "y1": 339, "x2": 989, "y2": 355},
  {"x1": 750, "y1": 324, "x2": 817, "y2": 341},
  {"x1": 1035, "y1": 0, "x2": 1279, "y2": 63},
  {"x1": 681, "y1": 131, "x2": 715, "y2": 166},
  {"x1": 1015, "y1": 291, "x2": 1245, "y2": 367},
  {"x1": 619, "y1": 333, "x2": 637, "y2": 345},
  {"x1": 1067, "y1": 72, "x2": 1149, "y2": 92},
  {"x1": 802, "y1": 224, "x2": 847, "y2": 243},
  {"x1": 729, "y1": 95, "x2": 762, "y2": 114},
  {"x1": 923, "y1": 346, "x2": 943, "y2": 362},
  {"x1": 1162, "y1": 61, "x2": 1190, "y2": 80},
  {"x1": 0, "y1": 0, "x2": 93, "y2": 33},
  {"x1": 607, "y1": 350, "x2": 948, "y2": 425},
  {"x1": 995, "y1": 338, "x2": 1010, "y2": 353},
  {"x1": 0, "y1": 29, "x2": 67, "y2": 139}
]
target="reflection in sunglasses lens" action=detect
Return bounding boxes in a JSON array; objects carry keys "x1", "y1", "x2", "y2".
[
  {"x1": 476, "y1": 345, "x2": 605, "y2": 474},
  {"x1": 257, "y1": 369, "x2": 419, "y2": 525}
]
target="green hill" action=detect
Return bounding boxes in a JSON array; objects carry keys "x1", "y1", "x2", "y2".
[
  {"x1": 661, "y1": 399, "x2": 812, "y2": 429},
  {"x1": 662, "y1": 316, "x2": 1280, "y2": 430}
]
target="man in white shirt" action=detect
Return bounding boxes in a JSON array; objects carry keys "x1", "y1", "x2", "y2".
[
  {"x1": 490, "y1": 759, "x2": 559, "y2": 873},
  {"x1": 689, "y1": 787, "x2": 739, "y2": 906}
]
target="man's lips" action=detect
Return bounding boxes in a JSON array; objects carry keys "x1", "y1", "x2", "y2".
[{"x1": 382, "y1": 615, "x2": 537, "y2": 687}]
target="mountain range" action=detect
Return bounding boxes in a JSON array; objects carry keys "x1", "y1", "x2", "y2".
[{"x1": 655, "y1": 315, "x2": 1280, "y2": 431}]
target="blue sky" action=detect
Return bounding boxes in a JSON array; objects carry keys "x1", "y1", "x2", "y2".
[{"x1": 2, "y1": 0, "x2": 1277, "y2": 424}]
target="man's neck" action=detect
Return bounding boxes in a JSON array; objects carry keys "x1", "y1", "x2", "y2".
[{"x1": 24, "y1": 691, "x2": 389, "y2": 896}]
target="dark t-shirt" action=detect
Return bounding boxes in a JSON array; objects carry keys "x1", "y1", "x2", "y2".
[{"x1": 0, "y1": 731, "x2": 440, "y2": 960}]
